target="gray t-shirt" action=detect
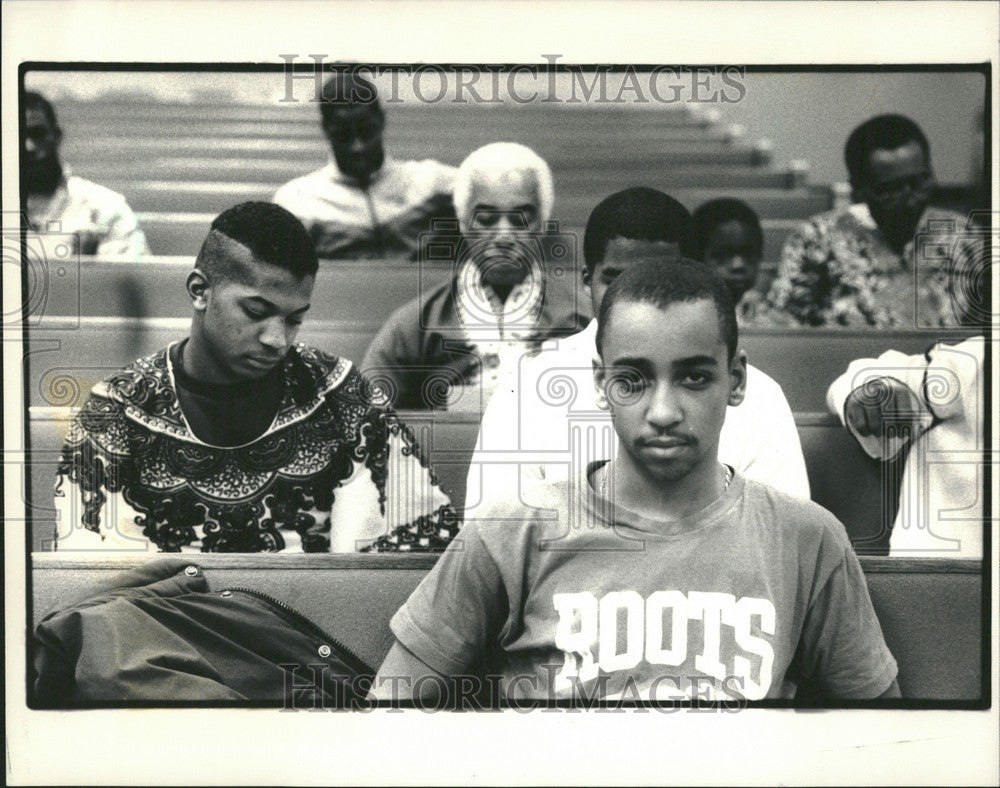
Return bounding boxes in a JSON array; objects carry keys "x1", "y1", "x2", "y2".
[{"x1": 391, "y1": 465, "x2": 898, "y2": 701}]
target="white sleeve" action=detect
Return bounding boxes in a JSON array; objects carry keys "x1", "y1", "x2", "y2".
[
  {"x1": 53, "y1": 473, "x2": 157, "y2": 554},
  {"x1": 464, "y1": 365, "x2": 532, "y2": 515},
  {"x1": 96, "y1": 199, "x2": 150, "y2": 258},
  {"x1": 825, "y1": 347, "x2": 936, "y2": 461},
  {"x1": 330, "y1": 412, "x2": 457, "y2": 552},
  {"x1": 923, "y1": 337, "x2": 985, "y2": 422},
  {"x1": 742, "y1": 379, "x2": 811, "y2": 499}
]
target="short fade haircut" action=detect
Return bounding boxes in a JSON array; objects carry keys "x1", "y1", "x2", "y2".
[
  {"x1": 24, "y1": 91, "x2": 59, "y2": 129},
  {"x1": 596, "y1": 258, "x2": 738, "y2": 362},
  {"x1": 318, "y1": 68, "x2": 382, "y2": 125},
  {"x1": 196, "y1": 202, "x2": 318, "y2": 282},
  {"x1": 844, "y1": 114, "x2": 930, "y2": 185},
  {"x1": 453, "y1": 142, "x2": 554, "y2": 229},
  {"x1": 689, "y1": 198, "x2": 763, "y2": 261},
  {"x1": 583, "y1": 187, "x2": 692, "y2": 274}
]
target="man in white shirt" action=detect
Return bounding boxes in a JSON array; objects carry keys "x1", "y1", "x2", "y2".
[
  {"x1": 22, "y1": 91, "x2": 149, "y2": 258},
  {"x1": 273, "y1": 70, "x2": 457, "y2": 261},
  {"x1": 466, "y1": 187, "x2": 809, "y2": 514}
]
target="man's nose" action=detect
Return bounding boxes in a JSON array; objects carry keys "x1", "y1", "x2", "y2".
[
  {"x1": 491, "y1": 215, "x2": 524, "y2": 243},
  {"x1": 24, "y1": 137, "x2": 38, "y2": 156},
  {"x1": 727, "y1": 255, "x2": 748, "y2": 274},
  {"x1": 646, "y1": 382, "x2": 683, "y2": 428},
  {"x1": 349, "y1": 136, "x2": 367, "y2": 155},
  {"x1": 259, "y1": 318, "x2": 292, "y2": 352}
]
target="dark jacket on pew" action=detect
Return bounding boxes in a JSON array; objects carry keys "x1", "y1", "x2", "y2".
[{"x1": 32, "y1": 558, "x2": 373, "y2": 706}]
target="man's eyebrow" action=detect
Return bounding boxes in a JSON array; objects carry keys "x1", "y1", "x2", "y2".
[
  {"x1": 608, "y1": 355, "x2": 652, "y2": 370},
  {"x1": 242, "y1": 295, "x2": 311, "y2": 315},
  {"x1": 673, "y1": 355, "x2": 720, "y2": 368},
  {"x1": 608, "y1": 354, "x2": 721, "y2": 369},
  {"x1": 474, "y1": 204, "x2": 537, "y2": 213}
]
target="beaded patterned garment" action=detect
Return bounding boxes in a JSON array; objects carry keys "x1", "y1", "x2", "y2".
[{"x1": 54, "y1": 344, "x2": 459, "y2": 552}]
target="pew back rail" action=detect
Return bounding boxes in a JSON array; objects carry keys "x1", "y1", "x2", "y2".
[{"x1": 28, "y1": 553, "x2": 985, "y2": 703}]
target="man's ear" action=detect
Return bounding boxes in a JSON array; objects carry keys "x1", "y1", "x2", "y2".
[
  {"x1": 187, "y1": 268, "x2": 210, "y2": 312},
  {"x1": 592, "y1": 356, "x2": 609, "y2": 411},
  {"x1": 728, "y1": 349, "x2": 748, "y2": 407},
  {"x1": 581, "y1": 266, "x2": 592, "y2": 289}
]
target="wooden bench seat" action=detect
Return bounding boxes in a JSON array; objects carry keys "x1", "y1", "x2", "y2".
[
  {"x1": 28, "y1": 553, "x2": 985, "y2": 701},
  {"x1": 67, "y1": 162, "x2": 806, "y2": 190},
  {"x1": 130, "y1": 215, "x2": 800, "y2": 259},
  {"x1": 23, "y1": 407, "x2": 898, "y2": 553},
  {"x1": 55, "y1": 179, "x2": 825, "y2": 222},
  {"x1": 22, "y1": 317, "x2": 973, "y2": 412},
  {"x1": 54, "y1": 99, "x2": 717, "y2": 128}
]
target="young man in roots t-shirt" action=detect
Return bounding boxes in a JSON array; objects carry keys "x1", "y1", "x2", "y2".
[{"x1": 373, "y1": 259, "x2": 899, "y2": 702}]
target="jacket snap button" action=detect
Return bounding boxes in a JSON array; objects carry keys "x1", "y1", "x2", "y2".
[
  {"x1": 318, "y1": 645, "x2": 332, "y2": 658},
  {"x1": 220, "y1": 590, "x2": 233, "y2": 597},
  {"x1": 184, "y1": 566, "x2": 199, "y2": 577}
]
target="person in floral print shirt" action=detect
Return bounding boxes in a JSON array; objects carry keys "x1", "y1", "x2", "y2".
[{"x1": 766, "y1": 114, "x2": 974, "y2": 329}]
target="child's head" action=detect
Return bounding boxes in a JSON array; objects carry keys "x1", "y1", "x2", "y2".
[
  {"x1": 582, "y1": 187, "x2": 692, "y2": 318},
  {"x1": 690, "y1": 199, "x2": 763, "y2": 301},
  {"x1": 594, "y1": 259, "x2": 746, "y2": 483}
]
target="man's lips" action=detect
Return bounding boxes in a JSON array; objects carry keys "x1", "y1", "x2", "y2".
[
  {"x1": 639, "y1": 436, "x2": 692, "y2": 448},
  {"x1": 245, "y1": 354, "x2": 283, "y2": 367}
]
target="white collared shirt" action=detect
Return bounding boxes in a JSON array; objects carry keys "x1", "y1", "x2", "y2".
[{"x1": 448, "y1": 257, "x2": 545, "y2": 411}]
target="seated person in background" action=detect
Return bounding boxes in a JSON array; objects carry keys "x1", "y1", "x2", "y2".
[
  {"x1": 766, "y1": 114, "x2": 970, "y2": 328},
  {"x1": 467, "y1": 187, "x2": 808, "y2": 514},
  {"x1": 54, "y1": 202, "x2": 458, "y2": 554},
  {"x1": 361, "y1": 142, "x2": 588, "y2": 412},
  {"x1": 22, "y1": 91, "x2": 149, "y2": 257},
  {"x1": 373, "y1": 260, "x2": 899, "y2": 702},
  {"x1": 826, "y1": 335, "x2": 984, "y2": 559},
  {"x1": 690, "y1": 198, "x2": 769, "y2": 326},
  {"x1": 273, "y1": 70, "x2": 457, "y2": 260}
]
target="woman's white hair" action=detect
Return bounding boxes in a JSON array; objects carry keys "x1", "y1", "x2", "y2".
[{"x1": 453, "y1": 142, "x2": 554, "y2": 230}]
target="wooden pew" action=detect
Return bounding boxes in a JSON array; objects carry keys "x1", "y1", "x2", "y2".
[
  {"x1": 53, "y1": 99, "x2": 718, "y2": 128},
  {"x1": 21, "y1": 317, "x2": 976, "y2": 412},
  {"x1": 59, "y1": 181, "x2": 827, "y2": 223},
  {"x1": 63, "y1": 136, "x2": 773, "y2": 167},
  {"x1": 23, "y1": 406, "x2": 898, "y2": 554},
  {"x1": 23, "y1": 317, "x2": 377, "y2": 409},
  {"x1": 29, "y1": 258, "x2": 464, "y2": 321},
  {"x1": 134, "y1": 214, "x2": 799, "y2": 259},
  {"x1": 63, "y1": 118, "x2": 750, "y2": 145},
  {"x1": 28, "y1": 552, "x2": 985, "y2": 701},
  {"x1": 72, "y1": 162, "x2": 806, "y2": 190}
]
